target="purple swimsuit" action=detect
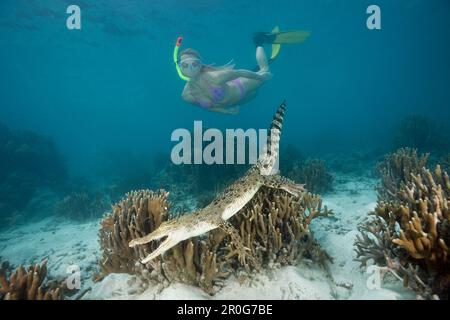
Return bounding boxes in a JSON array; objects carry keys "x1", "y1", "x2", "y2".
[{"x1": 195, "y1": 78, "x2": 246, "y2": 109}]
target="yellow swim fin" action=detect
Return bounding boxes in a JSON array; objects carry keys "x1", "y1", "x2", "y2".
[
  {"x1": 270, "y1": 26, "x2": 281, "y2": 60},
  {"x1": 271, "y1": 29, "x2": 311, "y2": 44}
]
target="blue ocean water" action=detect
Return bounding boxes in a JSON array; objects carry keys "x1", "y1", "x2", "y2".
[{"x1": 1, "y1": 0, "x2": 449, "y2": 179}]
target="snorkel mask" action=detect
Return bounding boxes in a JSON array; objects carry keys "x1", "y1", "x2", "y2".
[
  {"x1": 173, "y1": 37, "x2": 202, "y2": 81},
  {"x1": 179, "y1": 57, "x2": 201, "y2": 78}
]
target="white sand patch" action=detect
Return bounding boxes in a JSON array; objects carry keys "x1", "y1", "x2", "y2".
[
  {"x1": 0, "y1": 215, "x2": 101, "y2": 295},
  {"x1": 87, "y1": 265, "x2": 334, "y2": 300},
  {"x1": 311, "y1": 172, "x2": 415, "y2": 300}
]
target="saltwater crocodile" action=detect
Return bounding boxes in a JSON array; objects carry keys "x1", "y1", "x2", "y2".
[{"x1": 129, "y1": 100, "x2": 305, "y2": 266}]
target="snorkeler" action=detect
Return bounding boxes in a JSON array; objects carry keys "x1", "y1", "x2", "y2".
[{"x1": 174, "y1": 27, "x2": 310, "y2": 114}]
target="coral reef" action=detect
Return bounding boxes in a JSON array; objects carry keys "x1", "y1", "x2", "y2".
[
  {"x1": 286, "y1": 159, "x2": 334, "y2": 194},
  {"x1": 227, "y1": 187, "x2": 332, "y2": 269},
  {"x1": 98, "y1": 187, "x2": 331, "y2": 295},
  {"x1": 355, "y1": 162, "x2": 450, "y2": 299},
  {"x1": 394, "y1": 115, "x2": 449, "y2": 155},
  {"x1": 376, "y1": 148, "x2": 429, "y2": 202},
  {"x1": 98, "y1": 189, "x2": 171, "y2": 276},
  {"x1": 54, "y1": 190, "x2": 110, "y2": 220},
  {"x1": 0, "y1": 260, "x2": 62, "y2": 300}
]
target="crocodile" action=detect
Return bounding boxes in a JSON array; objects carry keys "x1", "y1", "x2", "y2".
[{"x1": 129, "y1": 100, "x2": 305, "y2": 266}]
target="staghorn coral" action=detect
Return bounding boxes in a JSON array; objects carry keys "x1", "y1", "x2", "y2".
[
  {"x1": 98, "y1": 189, "x2": 171, "y2": 276},
  {"x1": 98, "y1": 189, "x2": 232, "y2": 294},
  {"x1": 98, "y1": 187, "x2": 331, "y2": 295},
  {"x1": 376, "y1": 148, "x2": 429, "y2": 202},
  {"x1": 355, "y1": 164, "x2": 450, "y2": 299},
  {"x1": 228, "y1": 187, "x2": 332, "y2": 269},
  {"x1": 0, "y1": 260, "x2": 62, "y2": 300},
  {"x1": 439, "y1": 154, "x2": 450, "y2": 173},
  {"x1": 287, "y1": 159, "x2": 334, "y2": 194}
]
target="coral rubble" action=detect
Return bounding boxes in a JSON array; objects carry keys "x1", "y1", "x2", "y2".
[
  {"x1": 356, "y1": 149, "x2": 450, "y2": 299},
  {"x1": 0, "y1": 260, "x2": 62, "y2": 300}
]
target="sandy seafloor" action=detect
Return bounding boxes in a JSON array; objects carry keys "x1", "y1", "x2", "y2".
[{"x1": 0, "y1": 172, "x2": 416, "y2": 300}]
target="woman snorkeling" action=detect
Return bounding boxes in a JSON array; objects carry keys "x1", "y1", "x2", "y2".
[{"x1": 174, "y1": 27, "x2": 310, "y2": 114}]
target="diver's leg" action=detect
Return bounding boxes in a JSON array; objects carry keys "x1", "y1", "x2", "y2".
[{"x1": 256, "y1": 46, "x2": 269, "y2": 72}]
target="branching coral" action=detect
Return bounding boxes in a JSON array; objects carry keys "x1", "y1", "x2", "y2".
[
  {"x1": 98, "y1": 189, "x2": 171, "y2": 276},
  {"x1": 98, "y1": 189, "x2": 231, "y2": 293},
  {"x1": 286, "y1": 159, "x2": 334, "y2": 194},
  {"x1": 0, "y1": 260, "x2": 62, "y2": 300},
  {"x1": 98, "y1": 187, "x2": 331, "y2": 295},
  {"x1": 439, "y1": 154, "x2": 450, "y2": 173},
  {"x1": 356, "y1": 163, "x2": 450, "y2": 299},
  {"x1": 393, "y1": 166, "x2": 449, "y2": 270},
  {"x1": 376, "y1": 148, "x2": 429, "y2": 202},
  {"x1": 229, "y1": 187, "x2": 332, "y2": 269}
]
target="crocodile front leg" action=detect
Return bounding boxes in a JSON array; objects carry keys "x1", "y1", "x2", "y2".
[
  {"x1": 218, "y1": 220, "x2": 259, "y2": 272},
  {"x1": 261, "y1": 175, "x2": 305, "y2": 197}
]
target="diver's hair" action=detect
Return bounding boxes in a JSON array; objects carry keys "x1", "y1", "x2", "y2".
[{"x1": 180, "y1": 48, "x2": 235, "y2": 72}]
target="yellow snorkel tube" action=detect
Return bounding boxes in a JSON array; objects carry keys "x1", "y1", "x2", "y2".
[{"x1": 174, "y1": 36, "x2": 190, "y2": 81}]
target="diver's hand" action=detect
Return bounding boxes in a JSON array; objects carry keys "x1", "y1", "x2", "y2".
[
  {"x1": 210, "y1": 106, "x2": 240, "y2": 115},
  {"x1": 227, "y1": 106, "x2": 240, "y2": 115}
]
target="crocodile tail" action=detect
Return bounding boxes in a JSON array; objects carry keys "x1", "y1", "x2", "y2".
[{"x1": 258, "y1": 99, "x2": 286, "y2": 175}]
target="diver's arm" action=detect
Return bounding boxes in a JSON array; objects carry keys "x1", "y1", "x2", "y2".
[
  {"x1": 209, "y1": 69, "x2": 265, "y2": 84},
  {"x1": 182, "y1": 86, "x2": 196, "y2": 104}
]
